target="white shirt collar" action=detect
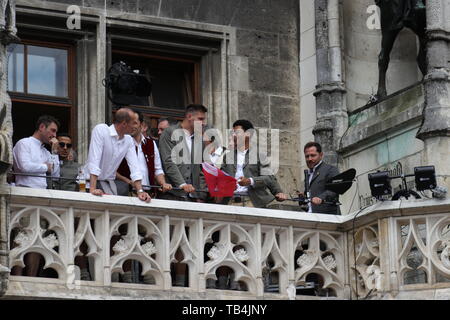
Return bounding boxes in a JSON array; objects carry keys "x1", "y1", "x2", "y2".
[
  {"x1": 30, "y1": 136, "x2": 43, "y2": 146},
  {"x1": 310, "y1": 160, "x2": 323, "y2": 173},
  {"x1": 133, "y1": 134, "x2": 147, "y2": 146},
  {"x1": 109, "y1": 124, "x2": 120, "y2": 139}
]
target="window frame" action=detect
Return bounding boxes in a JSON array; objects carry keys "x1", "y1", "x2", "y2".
[
  {"x1": 8, "y1": 38, "x2": 77, "y2": 143},
  {"x1": 7, "y1": 39, "x2": 76, "y2": 108}
]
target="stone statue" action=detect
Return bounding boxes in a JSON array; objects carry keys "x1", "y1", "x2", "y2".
[
  {"x1": 375, "y1": 0, "x2": 427, "y2": 100},
  {"x1": 0, "y1": 0, "x2": 18, "y2": 297},
  {"x1": 0, "y1": 0, "x2": 16, "y2": 176},
  {"x1": 0, "y1": 0, "x2": 18, "y2": 43}
]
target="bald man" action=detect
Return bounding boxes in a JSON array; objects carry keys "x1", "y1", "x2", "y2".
[{"x1": 86, "y1": 108, "x2": 150, "y2": 202}]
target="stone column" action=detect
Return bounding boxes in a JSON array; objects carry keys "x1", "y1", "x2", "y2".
[
  {"x1": 0, "y1": 0, "x2": 18, "y2": 297},
  {"x1": 313, "y1": 0, "x2": 348, "y2": 166},
  {"x1": 417, "y1": 0, "x2": 450, "y2": 191}
]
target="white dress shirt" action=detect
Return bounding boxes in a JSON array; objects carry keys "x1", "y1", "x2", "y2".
[
  {"x1": 135, "y1": 135, "x2": 164, "y2": 188},
  {"x1": 185, "y1": 130, "x2": 194, "y2": 154},
  {"x1": 209, "y1": 147, "x2": 224, "y2": 167},
  {"x1": 234, "y1": 149, "x2": 254, "y2": 196},
  {"x1": 13, "y1": 136, "x2": 60, "y2": 189},
  {"x1": 87, "y1": 124, "x2": 142, "y2": 182},
  {"x1": 179, "y1": 131, "x2": 194, "y2": 188}
]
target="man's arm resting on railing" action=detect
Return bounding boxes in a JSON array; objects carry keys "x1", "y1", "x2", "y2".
[
  {"x1": 155, "y1": 174, "x2": 172, "y2": 193},
  {"x1": 116, "y1": 171, "x2": 133, "y2": 186},
  {"x1": 89, "y1": 174, "x2": 104, "y2": 196},
  {"x1": 132, "y1": 180, "x2": 151, "y2": 203}
]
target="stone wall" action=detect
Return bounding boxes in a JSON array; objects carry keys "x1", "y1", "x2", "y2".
[{"x1": 25, "y1": 0, "x2": 302, "y2": 194}]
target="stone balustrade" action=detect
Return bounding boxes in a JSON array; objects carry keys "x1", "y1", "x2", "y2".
[{"x1": 2, "y1": 186, "x2": 450, "y2": 300}]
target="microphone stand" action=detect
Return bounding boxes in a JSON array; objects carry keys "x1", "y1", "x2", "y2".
[{"x1": 286, "y1": 169, "x2": 341, "y2": 208}]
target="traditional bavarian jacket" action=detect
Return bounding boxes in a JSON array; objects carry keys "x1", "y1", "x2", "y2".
[{"x1": 117, "y1": 135, "x2": 163, "y2": 191}]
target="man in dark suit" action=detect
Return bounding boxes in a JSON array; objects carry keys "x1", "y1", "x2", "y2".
[
  {"x1": 301, "y1": 142, "x2": 340, "y2": 215},
  {"x1": 221, "y1": 120, "x2": 288, "y2": 208}
]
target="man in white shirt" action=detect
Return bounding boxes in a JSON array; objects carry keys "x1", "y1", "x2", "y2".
[
  {"x1": 86, "y1": 108, "x2": 150, "y2": 202},
  {"x1": 13, "y1": 115, "x2": 60, "y2": 189},
  {"x1": 11, "y1": 115, "x2": 61, "y2": 278},
  {"x1": 114, "y1": 110, "x2": 172, "y2": 283},
  {"x1": 116, "y1": 110, "x2": 172, "y2": 196}
]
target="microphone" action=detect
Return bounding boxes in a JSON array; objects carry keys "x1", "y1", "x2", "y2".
[
  {"x1": 295, "y1": 170, "x2": 312, "y2": 207},
  {"x1": 304, "y1": 169, "x2": 311, "y2": 204},
  {"x1": 432, "y1": 186, "x2": 447, "y2": 199}
]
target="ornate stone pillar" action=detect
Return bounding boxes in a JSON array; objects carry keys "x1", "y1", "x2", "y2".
[
  {"x1": 417, "y1": 0, "x2": 450, "y2": 191},
  {"x1": 0, "y1": 0, "x2": 18, "y2": 297},
  {"x1": 313, "y1": 0, "x2": 348, "y2": 166}
]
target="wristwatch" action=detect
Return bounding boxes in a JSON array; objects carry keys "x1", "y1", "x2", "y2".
[{"x1": 137, "y1": 189, "x2": 144, "y2": 193}]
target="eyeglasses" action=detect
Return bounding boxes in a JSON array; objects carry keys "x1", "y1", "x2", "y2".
[{"x1": 58, "y1": 142, "x2": 72, "y2": 148}]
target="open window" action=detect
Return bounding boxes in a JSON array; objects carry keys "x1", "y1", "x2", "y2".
[
  {"x1": 110, "y1": 48, "x2": 201, "y2": 132},
  {"x1": 7, "y1": 40, "x2": 76, "y2": 144}
]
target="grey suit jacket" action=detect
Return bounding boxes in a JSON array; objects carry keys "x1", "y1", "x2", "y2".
[
  {"x1": 159, "y1": 123, "x2": 206, "y2": 200},
  {"x1": 221, "y1": 150, "x2": 283, "y2": 208},
  {"x1": 306, "y1": 162, "x2": 340, "y2": 215}
]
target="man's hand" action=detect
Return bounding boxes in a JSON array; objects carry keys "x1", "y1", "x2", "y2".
[
  {"x1": 50, "y1": 137, "x2": 59, "y2": 154},
  {"x1": 67, "y1": 150, "x2": 74, "y2": 161},
  {"x1": 45, "y1": 162, "x2": 53, "y2": 173},
  {"x1": 238, "y1": 176, "x2": 252, "y2": 187},
  {"x1": 160, "y1": 183, "x2": 172, "y2": 193},
  {"x1": 137, "y1": 191, "x2": 151, "y2": 203},
  {"x1": 311, "y1": 197, "x2": 323, "y2": 205},
  {"x1": 90, "y1": 189, "x2": 104, "y2": 196},
  {"x1": 275, "y1": 193, "x2": 288, "y2": 202},
  {"x1": 181, "y1": 184, "x2": 195, "y2": 193}
]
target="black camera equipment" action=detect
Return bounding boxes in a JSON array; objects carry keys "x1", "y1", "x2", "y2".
[
  {"x1": 367, "y1": 165, "x2": 437, "y2": 201},
  {"x1": 368, "y1": 171, "x2": 392, "y2": 199},
  {"x1": 103, "y1": 61, "x2": 152, "y2": 106}
]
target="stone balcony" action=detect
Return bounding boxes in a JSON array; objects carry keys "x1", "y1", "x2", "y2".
[{"x1": 1, "y1": 186, "x2": 450, "y2": 300}]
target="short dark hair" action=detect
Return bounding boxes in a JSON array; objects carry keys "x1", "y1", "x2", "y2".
[
  {"x1": 232, "y1": 119, "x2": 254, "y2": 132},
  {"x1": 114, "y1": 108, "x2": 133, "y2": 124},
  {"x1": 158, "y1": 117, "x2": 177, "y2": 125},
  {"x1": 57, "y1": 133, "x2": 72, "y2": 140},
  {"x1": 35, "y1": 115, "x2": 60, "y2": 131},
  {"x1": 133, "y1": 110, "x2": 144, "y2": 123},
  {"x1": 304, "y1": 141, "x2": 322, "y2": 153},
  {"x1": 185, "y1": 104, "x2": 207, "y2": 116}
]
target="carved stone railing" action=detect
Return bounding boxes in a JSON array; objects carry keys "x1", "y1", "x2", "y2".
[
  {"x1": 346, "y1": 200, "x2": 450, "y2": 299},
  {"x1": 2, "y1": 186, "x2": 450, "y2": 300}
]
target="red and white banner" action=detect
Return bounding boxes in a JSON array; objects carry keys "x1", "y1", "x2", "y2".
[{"x1": 202, "y1": 162, "x2": 237, "y2": 197}]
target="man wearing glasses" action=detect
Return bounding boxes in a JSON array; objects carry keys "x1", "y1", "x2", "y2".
[{"x1": 51, "y1": 133, "x2": 79, "y2": 191}]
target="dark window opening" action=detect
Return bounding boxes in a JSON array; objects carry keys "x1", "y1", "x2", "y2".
[{"x1": 110, "y1": 49, "x2": 200, "y2": 131}]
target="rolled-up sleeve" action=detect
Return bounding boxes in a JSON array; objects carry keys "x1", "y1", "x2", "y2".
[
  {"x1": 48, "y1": 153, "x2": 60, "y2": 177},
  {"x1": 87, "y1": 125, "x2": 104, "y2": 176},
  {"x1": 13, "y1": 141, "x2": 48, "y2": 173},
  {"x1": 153, "y1": 141, "x2": 164, "y2": 176}
]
